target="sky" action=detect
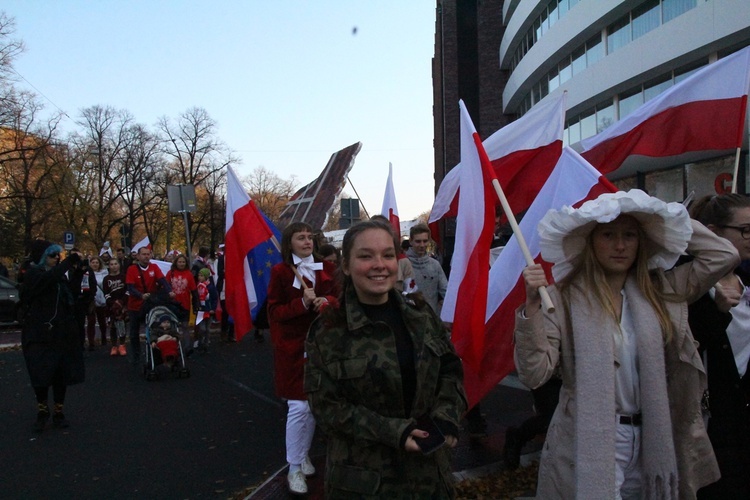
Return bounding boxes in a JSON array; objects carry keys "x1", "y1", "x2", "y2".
[{"x1": 3, "y1": 0, "x2": 438, "y2": 221}]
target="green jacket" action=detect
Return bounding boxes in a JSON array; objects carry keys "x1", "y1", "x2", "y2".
[{"x1": 305, "y1": 287, "x2": 467, "y2": 499}]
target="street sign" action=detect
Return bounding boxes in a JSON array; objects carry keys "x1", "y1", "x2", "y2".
[{"x1": 63, "y1": 231, "x2": 75, "y2": 250}]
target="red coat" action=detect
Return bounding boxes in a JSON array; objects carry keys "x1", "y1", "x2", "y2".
[{"x1": 267, "y1": 260, "x2": 338, "y2": 400}]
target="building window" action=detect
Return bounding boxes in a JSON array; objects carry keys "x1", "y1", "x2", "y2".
[
  {"x1": 644, "y1": 74, "x2": 673, "y2": 102},
  {"x1": 607, "y1": 15, "x2": 632, "y2": 54},
  {"x1": 618, "y1": 88, "x2": 644, "y2": 119},
  {"x1": 596, "y1": 101, "x2": 615, "y2": 134},
  {"x1": 580, "y1": 109, "x2": 597, "y2": 140},
  {"x1": 586, "y1": 34, "x2": 604, "y2": 66},
  {"x1": 567, "y1": 118, "x2": 581, "y2": 145},
  {"x1": 572, "y1": 45, "x2": 586, "y2": 75},
  {"x1": 663, "y1": 0, "x2": 696, "y2": 23},
  {"x1": 632, "y1": 0, "x2": 660, "y2": 40}
]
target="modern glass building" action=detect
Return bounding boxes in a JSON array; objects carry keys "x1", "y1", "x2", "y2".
[{"x1": 434, "y1": 0, "x2": 750, "y2": 207}]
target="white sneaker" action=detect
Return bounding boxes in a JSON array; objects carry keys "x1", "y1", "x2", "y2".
[
  {"x1": 287, "y1": 470, "x2": 308, "y2": 495},
  {"x1": 301, "y1": 455, "x2": 316, "y2": 476}
]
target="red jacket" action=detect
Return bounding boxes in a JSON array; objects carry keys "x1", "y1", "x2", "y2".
[{"x1": 267, "y1": 260, "x2": 338, "y2": 400}]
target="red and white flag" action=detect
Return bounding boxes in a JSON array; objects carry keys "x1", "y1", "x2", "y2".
[
  {"x1": 462, "y1": 147, "x2": 616, "y2": 407},
  {"x1": 224, "y1": 166, "x2": 278, "y2": 341},
  {"x1": 380, "y1": 162, "x2": 400, "y2": 236},
  {"x1": 581, "y1": 46, "x2": 750, "y2": 174},
  {"x1": 442, "y1": 101, "x2": 498, "y2": 374},
  {"x1": 132, "y1": 236, "x2": 151, "y2": 253},
  {"x1": 429, "y1": 93, "x2": 566, "y2": 240}
]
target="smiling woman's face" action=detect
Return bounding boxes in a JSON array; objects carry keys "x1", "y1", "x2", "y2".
[{"x1": 343, "y1": 228, "x2": 398, "y2": 305}]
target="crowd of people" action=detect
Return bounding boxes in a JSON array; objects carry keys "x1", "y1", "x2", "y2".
[{"x1": 12, "y1": 187, "x2": 750, "y2": 497}]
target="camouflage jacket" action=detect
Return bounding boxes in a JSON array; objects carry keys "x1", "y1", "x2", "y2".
[{"x1": 305, "y1": 287, "x2": 467, "y2": 498}]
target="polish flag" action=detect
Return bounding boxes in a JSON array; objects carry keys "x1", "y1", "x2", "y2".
[
  {"x1": 132, "y1": 236, "x2": 151, "y2": 253},
  {"x1": 429, "y1": 93, "x2": 566, "y2": 240},
  {"x1": 380, "y1": 163, "x2": 400, "y2": 236},
  {"x1": 581, "y1": 46, "x2": 750, "y2": 175},
  {"x1": 225, "y1": 166, "x2": 281, "y2": 341},
  {"x1": 463, "y1": 147, "x2": 617, "y2": 408},
  {"x1": 442, "y1": 101, "x2": 498, "y2": 373}
]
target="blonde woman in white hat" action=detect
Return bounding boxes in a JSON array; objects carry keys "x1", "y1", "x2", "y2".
[{"x1": 515, "y1": 189, "x2": 739, "y2": 499}]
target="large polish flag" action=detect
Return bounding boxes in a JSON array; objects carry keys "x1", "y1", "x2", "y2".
[
  {"x1": 462, "y1": 147, "x2": 616, "y2": 407},
  {"x1": 429, "y1": 93, "x2": 566, "y2": 240},
  {"x1": 225, "y1": 166, "x2": 282, "y2": 341},
  {"x1": 442, "y1": 101, "x2": 498, "y2": 374},
  {"x1": 581, "y1": 46, "x2": 750, "y2": 174},
  {"x1": 380, "y1": 163, "x2": 401, "y2": 236}
]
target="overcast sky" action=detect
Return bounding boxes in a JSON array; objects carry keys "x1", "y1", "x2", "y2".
[{"x1": 4, "y1": 0, "x2": 438, "y2": 220}]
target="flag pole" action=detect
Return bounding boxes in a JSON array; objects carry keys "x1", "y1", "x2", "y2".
[
  {"x1": 732, "y1": 146, "x2": 741, "y2": 193},
  {"x1": 345, "y1": 175, "x2": 370, "y2": 218},
  {"x1": 491, "y1": 178, "x2": 555, "y2": 313},
  {"x1": 289, "y1": 264, "x2": 310, "y2": 291}
]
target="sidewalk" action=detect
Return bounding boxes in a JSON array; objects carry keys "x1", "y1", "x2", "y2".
[{"x1": 247, "y1": 376, "x2": 540, "y2": 499}]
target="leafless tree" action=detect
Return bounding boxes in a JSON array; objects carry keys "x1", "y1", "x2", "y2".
[
  {"x1": 64, "y1": 105, "x2": 134, "y2": 248},
  {"x1": 0, "y1": 89, "x2": 65, "y2": 255},
  {"x1": 243, "y1": 166, "x2": 297, "y2": 225},
  {"x1": 157, "y1": 107, "x2": 237, "y2": 247}
]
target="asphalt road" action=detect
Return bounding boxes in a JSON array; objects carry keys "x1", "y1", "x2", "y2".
[{"x1": 0, "y1": 327, "x2": 298, "y2": 499}]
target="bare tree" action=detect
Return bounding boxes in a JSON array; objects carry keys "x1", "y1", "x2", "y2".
[
  {"x1": 65, "y1": 105, "x2": 134, "y2": 248},
  {"x1": 0, "y1": 89, "x2": 65, "y2": 255},
  {"x1": 243, "y1": 166, "x2": 297, "y2": 225},
  {"x1": 157, "y1": 107, "x2": 237, "y2": 248},
  {"x1": 0, "y1": 12, "x2": 24, "y2": 78},
  {"x1": 119, "y1": 123, "x2": 163, "y2": 250}
]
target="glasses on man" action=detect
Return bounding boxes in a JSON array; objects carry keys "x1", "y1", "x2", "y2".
[{"x1": 719, "y1": 225, "x2": 750, "y2": 240}]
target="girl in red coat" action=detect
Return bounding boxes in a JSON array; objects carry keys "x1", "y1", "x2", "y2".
[{"x1": 267, "y1": 222, "x2": 338, "y2": 495}]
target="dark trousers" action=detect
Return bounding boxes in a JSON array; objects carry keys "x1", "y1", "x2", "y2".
[
  {"x1": 127, "y1": 310, "x2": 142, "y2": 359},
  {"x1": 86, "y1": 306, "x2": 108, "y2": 346}
]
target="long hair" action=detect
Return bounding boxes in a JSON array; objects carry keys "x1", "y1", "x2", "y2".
[
  {"x1": 89, "y1": 255, "x2": 104, "y2": 271},
  {"x1": 558, "y1": 219, "x2": 676, "y2": 343},
  {"x1": 320, "y1": 219, "x2": 426, "y2": 326},
  {"x1": 690, "y1": 193, "x2": 750, "y2": 226},
  {"x1": 171, "y1": 254, "x2": 189, "y2": 271},
  {"x1": 280, "y1": 222, "x2": 314, "y2": 264}
]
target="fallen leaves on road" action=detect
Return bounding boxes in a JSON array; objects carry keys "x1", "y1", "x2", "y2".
[{"x1": 455, "y1": 462, "x2": 538, "y2": 500}]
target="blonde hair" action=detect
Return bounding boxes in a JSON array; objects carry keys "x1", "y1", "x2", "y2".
[{"x1": 558, "y1": 219, "x2": 677, "y2": 343}]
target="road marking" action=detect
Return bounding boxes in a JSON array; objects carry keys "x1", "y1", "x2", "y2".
[{"x1": 221, "y1": 375, "x2": 283, "y2": 408}]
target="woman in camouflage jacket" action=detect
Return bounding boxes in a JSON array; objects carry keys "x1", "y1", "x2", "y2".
[{"x1": 304, "y1": 220, "x2": 467, "y2": 498}]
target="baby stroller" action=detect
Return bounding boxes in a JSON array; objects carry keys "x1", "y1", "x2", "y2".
[{"x1": 143, "y1": 305, "x2": 190, "y2": 381}]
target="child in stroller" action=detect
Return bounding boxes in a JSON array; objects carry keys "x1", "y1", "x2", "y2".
[{"x1": 144, "y1": 306, "x2": 190, "y2": 379}]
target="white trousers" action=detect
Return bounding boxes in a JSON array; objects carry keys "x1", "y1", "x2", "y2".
[
  {"x1": 615, "y1": 420, "x2": 642, "y2": 500},
  {"x1": 286, "y1": 399, "x2": 315, "y2": 466}
]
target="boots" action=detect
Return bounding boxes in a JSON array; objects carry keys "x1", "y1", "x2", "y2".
[
  {"x1": 52, "y1": 403, "x2": 69, "y2": 428},
  {"x1": 34, "y1": 403, "x2": 50, "y2": 433}
]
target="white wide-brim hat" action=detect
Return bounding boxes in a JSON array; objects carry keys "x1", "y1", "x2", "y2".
[{"x1": 538, "y1": 189, "x2": 692, "y2": 281}]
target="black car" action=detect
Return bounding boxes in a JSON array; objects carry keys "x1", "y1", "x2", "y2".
[{"x1": 0, "y1": 276, "x2": 20, "y2": 325}]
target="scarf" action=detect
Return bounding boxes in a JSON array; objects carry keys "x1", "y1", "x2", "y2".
[
  {"x1": 571, "y1": 275, "x2": 678, "y2": 499},
  {"x1": 292, "y1": 254, "x2": 322, "y2": 289}
]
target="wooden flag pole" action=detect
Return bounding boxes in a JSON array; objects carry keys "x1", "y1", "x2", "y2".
[
  {"x1": 731, "y1": 146, "x2": 742, "y2": 193},
  {"x1": 290, "y1": 264, "x2": 310, "y2": 291},
  {"x1": 491, "y1": 178, "x2": 555, "y2": 313}
]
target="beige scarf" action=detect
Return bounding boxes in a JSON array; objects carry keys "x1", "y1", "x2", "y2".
[{"x1": 570, "y1": 275, "x2": 678, "y2": 499}]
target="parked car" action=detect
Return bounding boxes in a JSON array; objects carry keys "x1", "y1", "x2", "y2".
[{"x1": 0, "y1": 276, "x2": 20, "y2": 325}]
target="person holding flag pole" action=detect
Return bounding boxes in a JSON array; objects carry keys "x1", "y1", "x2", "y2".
[
  {"x1": 267, "y1": 222, "x2": 338, "y2": 495},
  {"x1": 514, "y1": 189, "x2": 739, "y2": 498}
]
